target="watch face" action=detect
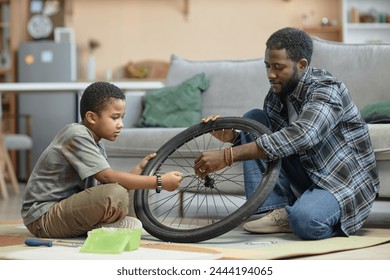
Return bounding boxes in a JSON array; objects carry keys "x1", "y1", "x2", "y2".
[{"x1": 27, "y1": 14, "x2": 53, "y2": 39}]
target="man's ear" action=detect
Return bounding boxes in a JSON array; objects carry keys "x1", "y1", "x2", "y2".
[
  {"x1": 298, "y1": 59, "x2": 308, "y2": 71},
  {"x1": 85, "y1": 111, "x2": 97, "y2": 124}
]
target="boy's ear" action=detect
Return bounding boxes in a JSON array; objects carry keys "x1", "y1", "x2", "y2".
[{"x1": 85, "y1": 111, "x2": 97, "y2": 124}]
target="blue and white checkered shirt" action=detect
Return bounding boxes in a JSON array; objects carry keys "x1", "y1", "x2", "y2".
[{"x1": 256, "y1": 67, "x2": 380, "y2": 235}]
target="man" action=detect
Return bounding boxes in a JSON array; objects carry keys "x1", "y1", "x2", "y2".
[{"x1": 194, "y1": 27, "x2": 379, "y2": 240}]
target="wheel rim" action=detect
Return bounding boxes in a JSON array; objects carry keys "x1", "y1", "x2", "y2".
[{"x1": 134, "y1": 117, "x2": 280, "y2": 243}]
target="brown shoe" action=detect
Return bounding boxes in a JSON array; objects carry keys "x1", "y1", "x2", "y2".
[{"x1": 243, "y1": 208, "x2": 292, "y2": 233}]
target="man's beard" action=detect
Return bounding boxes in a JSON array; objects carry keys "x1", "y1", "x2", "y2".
[{"x1": 279, "y1": 65, "x2": 300, "y2": 99}]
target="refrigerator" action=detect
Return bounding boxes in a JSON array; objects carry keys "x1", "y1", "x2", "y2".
[{"x1": 18, "y1": 41, "x2": 77, "y2": 174}]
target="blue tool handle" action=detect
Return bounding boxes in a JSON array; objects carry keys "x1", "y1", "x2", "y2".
[{"x1": 25, "y1": 239, "x2": 53, "y2": 247}]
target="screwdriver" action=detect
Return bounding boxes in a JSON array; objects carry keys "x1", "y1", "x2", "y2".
[{"x1": 25, "y1": 238, "x2": 84, "y2": 248}]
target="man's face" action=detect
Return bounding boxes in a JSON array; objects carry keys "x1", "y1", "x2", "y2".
[{"x1": 264, "y1": 48, "x2": 304, "y2": 99}]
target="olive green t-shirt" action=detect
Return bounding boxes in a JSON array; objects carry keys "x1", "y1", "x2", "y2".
[{"x1": 21, "y1": 123, "x2": 110, "y2": 226}]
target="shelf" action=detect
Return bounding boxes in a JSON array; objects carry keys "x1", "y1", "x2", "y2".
[
  {"x1": 0, "y1": 68, "x2": 10, "y2": 75},
  {"x1": 0, "y1": 82, "x2": 165, "y2": 93},
  {"x1": 303, "y1": 26, "x2": 342, "y2": 42},
  {"x1": 0, "y1": 1, "x2": 11, "y2": 81},
  {"x1": 346, "y1": 23, "x2": 390, "y2": 29},
  {"x1": 1, "y1": 0, "x2": 29, "y2": 170},
  {"x1": 303, "y1": 26, "x2": 341, "y2": 32},
  {"x1": 343, "y1": 0, "x2": 390, "y2": 43}
]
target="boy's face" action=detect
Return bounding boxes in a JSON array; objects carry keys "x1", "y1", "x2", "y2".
[{"x1": 90, "y1": 99, "x2": 126, "y2": 142}]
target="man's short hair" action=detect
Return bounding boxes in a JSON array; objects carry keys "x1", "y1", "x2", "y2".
[
  {"x1": 80, "y1": 81, "x2": 125, "y2": 120},
  {"x1": 266, "y1": 27, "x2": 313, "y2": 65}
]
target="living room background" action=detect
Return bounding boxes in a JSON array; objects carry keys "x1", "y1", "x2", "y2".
[{"x1": 64, "y1": 0, "x2": 341, "y2": 80}]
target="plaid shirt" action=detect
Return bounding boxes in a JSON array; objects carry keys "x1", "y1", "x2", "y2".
[{"x1": 256, "y1": 67, "x2": 380, "y2": 235}]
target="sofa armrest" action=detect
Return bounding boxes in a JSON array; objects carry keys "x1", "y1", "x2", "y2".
[{"x1": 368, "y1": 124, "x2": 390, "y2": 161}]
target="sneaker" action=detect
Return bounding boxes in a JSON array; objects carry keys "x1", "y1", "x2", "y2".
[
  {"x1": 243, "y1": 208, "x2": 292, "y2": 233},
  {"x1": 99, "y1": 216, "x2": 143, "y2": 229}
]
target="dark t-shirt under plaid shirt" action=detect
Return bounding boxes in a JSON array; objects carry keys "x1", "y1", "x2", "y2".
[{"x1": 256, "y1": 67, "x2": 380, "y2": 236}]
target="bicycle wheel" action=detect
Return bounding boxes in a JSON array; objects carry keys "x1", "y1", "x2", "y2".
[{"x1": 134, "y1": 117, "x2": 281, "y2": 243}]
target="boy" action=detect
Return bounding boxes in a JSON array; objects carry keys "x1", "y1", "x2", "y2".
[{"x1": 21, "y1": 81, "x2": 183, "y2": 238}]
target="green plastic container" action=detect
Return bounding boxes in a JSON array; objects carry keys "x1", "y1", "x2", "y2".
[{"x1": 80, "y1": 228, "x2": 142, "y2": 254}]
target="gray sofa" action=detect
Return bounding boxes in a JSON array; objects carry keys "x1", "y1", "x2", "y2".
[{"x1": 103, "y1": 37, "x2": 390, "y2": 200}]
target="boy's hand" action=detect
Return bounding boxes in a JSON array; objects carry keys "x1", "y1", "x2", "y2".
[
  {"x1": 161, "y1": 171, "x2": 183, "y2": 191},
  {"x1": 130, "y1": 153, "x2": 156, "y2": 175}
]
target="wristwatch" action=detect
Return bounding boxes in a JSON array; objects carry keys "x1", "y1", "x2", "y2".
[{"x1": 156, "y1": 174, "x2": 163, "y2": 193}]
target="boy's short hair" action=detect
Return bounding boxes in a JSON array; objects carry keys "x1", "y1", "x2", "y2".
[
  {"x1": 80, "y1": 81, "x2": 125, "y2": 120},
  {"x1": 266, "y1": 27, "x2": 313, "y2": 65}
]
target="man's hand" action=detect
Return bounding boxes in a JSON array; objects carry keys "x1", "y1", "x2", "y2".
[
  {"x1": 202, "y1": 114, "x2": 220, "y2": 123},
  {"x1": 202, "y1": 114, "x2": 237, "y2": 143},
  {"x1": 131, "y1": 153, "x2": 156, "y2": 175},
  {"x1": 194, "y1": 150, "x2": 227, "y2": 178},
  {"x1": 161, "y1": 171, "x2": 183, "y2": 191}
]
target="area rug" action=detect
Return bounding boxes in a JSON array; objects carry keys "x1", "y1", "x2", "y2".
[{"x1": 0, "y1": 223, "x2": 389, "y2": 260}]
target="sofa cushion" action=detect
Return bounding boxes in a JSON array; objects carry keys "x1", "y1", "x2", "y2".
[
  {"x1": 311, "y1": 37, "x2": 390, "y2": 110},
  {"x1": 361, "y1": 99, "x2": 390, "y2": 124},
  {"x1": 138, "y1": 73, "x2": 209, "y2": 128},
  {"x1": 165, "y1": 54, "x2": 269, "y2": 117},
  {"x1": 122, "y1": 92, "x2": 145, "y2": 128},
  {"x1": 103, "y1": 127, "x2": 186, "y2": 157}
]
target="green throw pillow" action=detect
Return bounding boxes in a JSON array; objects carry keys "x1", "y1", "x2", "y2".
[
  {"x1": 138, "y1": 73, "x2": 209, "y2": 127},
  {"x1": 360, "y1": 99, "x2": 390, "y2": 124}
]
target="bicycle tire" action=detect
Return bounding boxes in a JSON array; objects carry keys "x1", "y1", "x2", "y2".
[{"x1": 134, "y1": 117, "x2": 281, "y2": 243}]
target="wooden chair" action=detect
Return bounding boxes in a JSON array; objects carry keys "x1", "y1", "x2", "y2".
[
  {"x1": 0, "y1": 94, "x2": 33, "y2": 198},
  {"x1": 3, "y1": 114, "x2": 33, "y2": 180},
  {"x1": 0, "y1": 131, "x2": 19, "y2": 199}
]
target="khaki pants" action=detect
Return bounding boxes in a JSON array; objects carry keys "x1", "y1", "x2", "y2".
[{"x1": 27, "y1": 183, "x2": 129, "y2": 238}]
